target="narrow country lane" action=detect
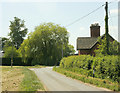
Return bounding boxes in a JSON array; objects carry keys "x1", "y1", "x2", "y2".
[{"x1": 30, "y1": 67, "x2": 112, "y2": 92}]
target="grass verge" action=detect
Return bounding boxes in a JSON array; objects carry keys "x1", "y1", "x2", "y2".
[
  {"x1": 20, "y1": 67, "x2": 45, "y2": 91},
  {"x1": 1, "y1": 66, "x2": 45, "y2": 92},
  {"x1": 53, "y1": 67, "x2": 119, "y2": 91}
]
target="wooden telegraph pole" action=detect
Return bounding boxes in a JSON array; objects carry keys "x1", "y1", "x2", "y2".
[{"x1": 105, "y1": 2, "x2": 109, "y2": 55}]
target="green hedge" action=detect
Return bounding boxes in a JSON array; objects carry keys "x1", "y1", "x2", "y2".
[
  {"x1": 53, "y1": 67, "x2": 119, "y2": 91},
  {"x1": 59, "y1": 55, "x2": 120, "y2": 82},
  {"x1": 1, "y1": 57, "x2": 32, "y2": 66},
  {"x1": 1, "y1": 57, "x2": 55, "y2": 66}
]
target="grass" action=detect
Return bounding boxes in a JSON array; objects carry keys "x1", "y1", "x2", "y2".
[
  {"x1": 20, "y1": 67, "x2": 45, "y2": 91},
  {"x1": 53, "y1": 66, "x2": 120, "y2": 92},
  {"x1": 1, "y1": 66, "x2": 45, "y2": 92}
]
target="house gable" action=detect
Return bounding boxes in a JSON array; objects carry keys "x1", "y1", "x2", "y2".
[{"x1": 77, "y1": 34, "x2": 115, "y2": 55}]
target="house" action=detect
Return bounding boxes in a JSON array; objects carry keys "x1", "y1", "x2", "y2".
[{"x1": 77, "y1": 23, "x2": 114, "y2": 56}]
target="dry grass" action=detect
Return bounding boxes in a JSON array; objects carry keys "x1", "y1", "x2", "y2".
[
  {"x1": 1, "y1": 66, "x2": 24, "y2": 91},
  {"x1": 1, "y1": 66, "x2": 45, "y2": 92}
]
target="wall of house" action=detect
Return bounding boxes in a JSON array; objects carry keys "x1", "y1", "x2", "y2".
[
  {"x1": 79, "y1": 49, "x2": 91, "y2": 55},
  {"x1": 78, "y1": 36, "x2": 114, "y2": 56},
  {"x1": 90, "y1": 43, "x2": 99, "y2": 56}
]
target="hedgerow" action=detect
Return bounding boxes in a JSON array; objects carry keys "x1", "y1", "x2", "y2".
[
  {"x1": 59, "y1": 55, "x2": 120, "y2": 82},
  {"x1": 53, "y1": 66, "x2": 119, "y2": 91}
]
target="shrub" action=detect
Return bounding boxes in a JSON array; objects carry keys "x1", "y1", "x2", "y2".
[
  {"x1": 53, "y1": 67, "x2": 119, "y2": 91},
  {"x1": 59, "y1": 55, "x2": 120, "y2": 82}
]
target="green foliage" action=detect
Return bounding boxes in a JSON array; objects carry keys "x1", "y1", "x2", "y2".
[
  {"x1": 9, "y1": 17, "x2": 28, "y2": 49},
  {"x1": 59, "y1": 55, "x2": 120, "y2": 82},
  {"x1": 95, "y1": 37, "x2": 120, "y2": 56},
  {"x1": 95, "y1": 37, "x2": 107, "y2": 56},
  {"x1": 53, "y1": 67, "x2": 119, "y2": 91},
  {"x1": 20, "y1": 67, "x2": 44, "y2": 91},
  {"x1": 109, "y1": 40, "x2": 120, "y2": 55},
  {"x1": 63, "y1": 44, "x2": 75, "y2": 57},
  {"x1": 2, "y1": 57, "x2": 25, "y2": 66},
  {"x1": 19, "y1": 22, "x2": 75, "y2": 65},
  {"x1": 60, "y1": 55, "x2": 93, "y2": 70},
  {"x1": 18, "y1": 39, "x2": 31, "y2": 63},
  {"x1": 2, "y1": 37, "x2": 13, "y2": 51},
  {"x1": 3, "y1": 46, "x2": 20, "y2": 58},
  {"x1": 105, "y1": 2, "x2": 109, "y2": 55},
  {"x1": 1, "y1": 37, "x2": 9, "y2": 50}
]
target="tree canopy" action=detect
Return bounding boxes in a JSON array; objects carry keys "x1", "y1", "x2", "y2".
[
  {"x1": 9, "y1": 17, "x2": 28, "y2": 49},
  {"x1": 3, "y1": 46, "x2": 20, "y2": 58},
  {"x1": 19, "y1": 23, "x2": 75, "y2": 65},
  {"x1": 95, "y1": 36, "x2": 120, "y2": 56}
]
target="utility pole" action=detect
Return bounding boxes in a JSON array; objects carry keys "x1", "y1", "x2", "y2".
[{"x1": 105, "y1": 2, "x2": 109, "y2": 55}]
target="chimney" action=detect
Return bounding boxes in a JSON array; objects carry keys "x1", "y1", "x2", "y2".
[{"x1": 90, "y1": 23, "x2": 100, "y2": 37}]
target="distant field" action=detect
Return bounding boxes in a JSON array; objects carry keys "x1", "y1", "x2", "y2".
[{"x1": 1, "y1": 66, "x2": 45, "y2": 92}]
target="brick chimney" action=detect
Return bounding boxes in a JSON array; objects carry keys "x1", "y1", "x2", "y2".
[{"x1": 90, "y1": 23, "x2": 100, "y2": 37}]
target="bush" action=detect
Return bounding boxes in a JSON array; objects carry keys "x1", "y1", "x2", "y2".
[
  {"x1": 53, "y1": 67, "x2": 119, "y2": 91},
  {"x1": 59, "y1": 55, "x2": 120, "y2": 82}
]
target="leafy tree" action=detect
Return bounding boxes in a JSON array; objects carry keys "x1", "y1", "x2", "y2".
[
  {"x1": 9, "y1": 17, "x2": 28, "y2": 49},
  {"x1": 1, "y1": 37, "x2": 12, "y2": 50},
  {"x1": 3, "y1": 46, "x2": 20, "y2": 58},
  {"x1": 64, "y1": 44, "x2": 75, "y2": 57},
  {"x1": 19, "y1": 23, "x2": 75, "y2": 65},
  {"x1": 18, "y1": 39, "x2": 31, "y2": 63},
  {"x1": 95, "y1": 37, "x2": 120, "y2": 56},
  {"x1": 1, "y1": 37, "x2": 8, "y2": 50}
]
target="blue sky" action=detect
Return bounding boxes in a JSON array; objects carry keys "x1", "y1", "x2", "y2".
[{"x1": 0, "y1": 0, "x2": 118, "y2": 53}]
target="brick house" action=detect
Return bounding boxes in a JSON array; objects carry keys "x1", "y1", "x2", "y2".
[{"x1": 77, "y1": 23, "x2": 114, "y2": 56}]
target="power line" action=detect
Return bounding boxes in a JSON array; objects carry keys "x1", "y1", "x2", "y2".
[
  {"x1": 65, "y1": 4, "x2": 105, "y2": 27},
  {"x1": 65, "y1": 1, "x2": 117, "y2": 28}
]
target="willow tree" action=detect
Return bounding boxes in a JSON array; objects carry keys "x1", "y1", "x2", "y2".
[{"x1": 19, "y1": 23, "x2": 75, "y2": 65}]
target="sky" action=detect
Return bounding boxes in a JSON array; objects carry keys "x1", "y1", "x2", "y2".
[{"x1": 0, "y1": 0, "x2": 118, "y2": 53}]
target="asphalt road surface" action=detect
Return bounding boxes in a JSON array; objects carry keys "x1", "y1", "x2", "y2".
[{"x1": 30, "y1": 67, "x2": 112, "y2": 92}]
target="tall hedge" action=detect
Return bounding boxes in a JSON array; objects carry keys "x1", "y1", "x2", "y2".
[
  {"x1": 60, "y1": 55, "x2": 120, "y2": 82},
  {"x1": 1, "y1": 57, "x2": 30, "y2": 66}
]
